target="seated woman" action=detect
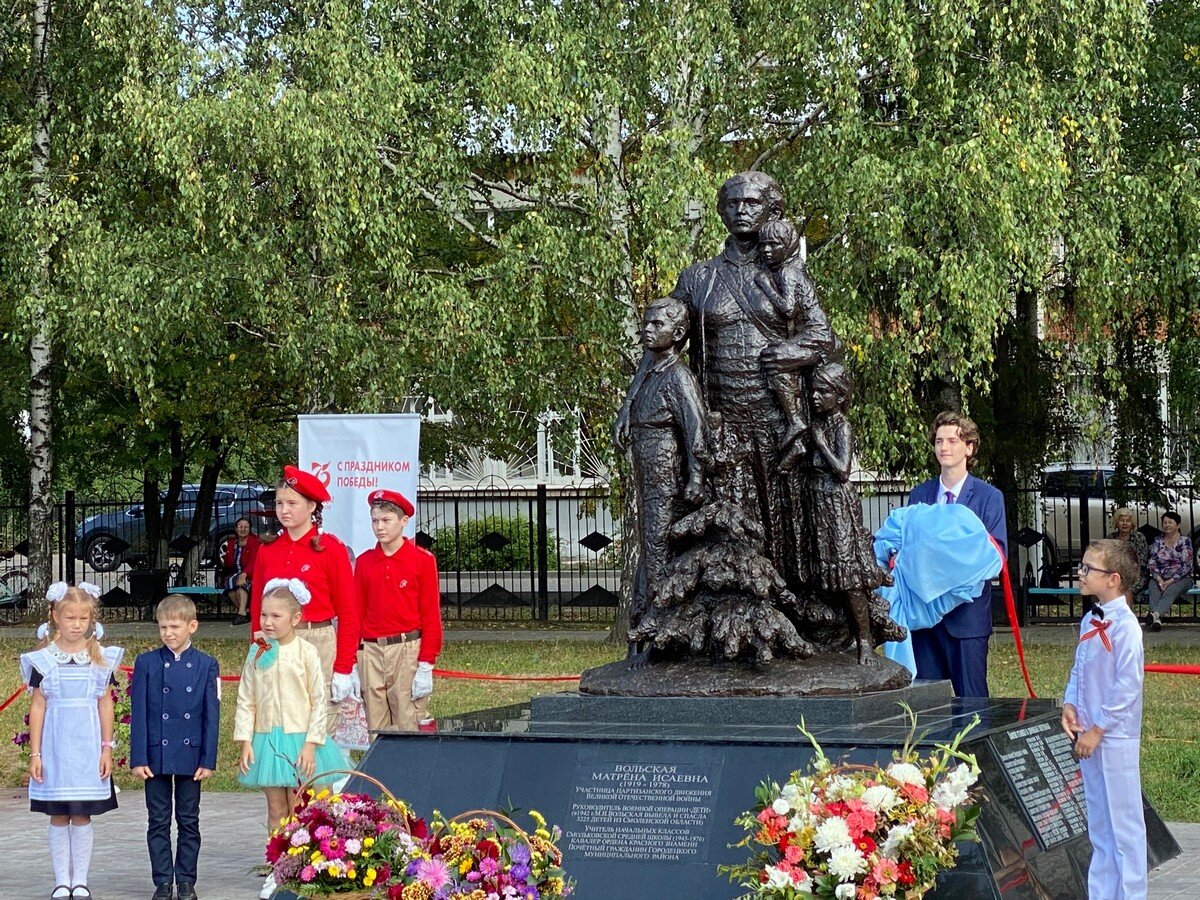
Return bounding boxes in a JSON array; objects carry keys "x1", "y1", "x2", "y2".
[
  {"x1": 1106, "y1": 506, "x2": 1149, "y2": 601},
  {"x1": 1147, "y1": 511, "x2": 1193, "y2": 631},
  {"x1": 221, "y1": 517, "x2": 260, "y2": 625}
]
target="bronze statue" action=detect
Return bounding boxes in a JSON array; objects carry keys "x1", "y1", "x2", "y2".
[
  {"x1": 599, "y1": 171, "x2": 905, "y2": 694},
  {"x1": 614, "y1": 298, "x2": 711, "y2": 658}
]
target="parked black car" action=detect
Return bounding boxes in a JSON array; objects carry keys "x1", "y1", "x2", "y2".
[{"x1": 73, "y1": 482, "x2": 276, "y2": 573}]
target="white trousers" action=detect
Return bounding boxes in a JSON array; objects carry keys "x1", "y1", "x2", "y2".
[{"x1": 1079, "y1": 736, "x2": 1147, "y2": 900}]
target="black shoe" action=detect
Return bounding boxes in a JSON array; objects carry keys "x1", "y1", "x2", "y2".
[
  {"x1": 176, "y1": 884, "x2": 197, "y2": 900},
  {"x1": 231, "y1": 615, "x2": 249, "y2": 626},
  {"x1": 1151, "y1": 617, "x2": 1163, "y2": 632},
  {"x1": 151, "y1": 885, "x2": 174, "y2": 900}
]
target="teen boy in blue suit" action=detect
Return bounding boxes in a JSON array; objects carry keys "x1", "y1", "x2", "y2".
[
  {"x1": 130, "y1": 595, "x2": 220, "y2": 900},
  {"x1": 908, "y1": 411, "x2": 1008, "y2": 697}
]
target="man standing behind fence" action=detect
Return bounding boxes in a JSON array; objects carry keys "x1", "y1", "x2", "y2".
[
  {"x1": 907, "y1": 411, "x2": 1007, "y2": 697},
  {"x1": 352, "y1": 490, "x2": 442, "y2": 732}
]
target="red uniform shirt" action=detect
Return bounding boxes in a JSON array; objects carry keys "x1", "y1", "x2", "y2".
[
  {"x1": 249, "y1": 527, "x2": 359, "y2": 674},
  {"x1": 354, "y1": 539, "x2": 442, "y2": 664}
]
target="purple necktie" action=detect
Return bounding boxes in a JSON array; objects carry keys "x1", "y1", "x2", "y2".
[{"x1": 945, "y1": 490, "x2": 956, "y2": 504}]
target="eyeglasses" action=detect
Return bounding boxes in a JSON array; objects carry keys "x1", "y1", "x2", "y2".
[{"x1": 1077, "y1": 562, "x2": 1116, "y2": 577}]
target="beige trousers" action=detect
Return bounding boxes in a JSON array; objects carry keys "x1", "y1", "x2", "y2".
[
  {"x1": 357, "y1": 639, "x2": 426, "y2": 733},
  {"x1": 297, "y1": 624, "x2": 339, "y2": 732}
]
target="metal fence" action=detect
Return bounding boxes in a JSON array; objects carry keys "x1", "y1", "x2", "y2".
[{"x1": 1, "y1": 478, "x2": 1197, "y2": 626}]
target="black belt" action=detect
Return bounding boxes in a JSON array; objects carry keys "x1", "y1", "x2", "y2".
[{"x1": 362, "y1": 629, "x2": 421, "y2": 646}]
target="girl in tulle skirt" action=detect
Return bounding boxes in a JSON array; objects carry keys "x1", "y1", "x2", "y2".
[{"x1": 234, "y1": 578, "x2": 347, "y2": 896}]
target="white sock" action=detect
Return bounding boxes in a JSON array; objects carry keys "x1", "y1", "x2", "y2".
[
  {"x1": 69, "y1": 822, "x2": 93, "y2": 886},
  {"x1": 48, "y1": 824, "x2": 71, "y2": 887}
]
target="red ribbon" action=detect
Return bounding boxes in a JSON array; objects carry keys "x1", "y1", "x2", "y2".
[
  {"x1": 990, "y1": 535, "x2": 1037, "y2": 698},
  {"x1": 1080, "y1": 618, "x2": 1112, "y2": 652},
  {"x1": 0, "y1": 685, "x2": 24, "y2": 714}
]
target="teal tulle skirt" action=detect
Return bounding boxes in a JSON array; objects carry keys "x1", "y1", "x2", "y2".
[{"x1": 238, "y1": 727, "x2": 349, "y2": 788}]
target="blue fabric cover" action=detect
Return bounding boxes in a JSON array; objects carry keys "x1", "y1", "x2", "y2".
[{"x1": 873, "y1": 503, "x2": 1002, "y2": 674}]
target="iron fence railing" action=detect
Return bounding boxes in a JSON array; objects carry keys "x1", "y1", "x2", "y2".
[{"x1": 0, "y1": 479, "x2": 1196, "y2": 626}]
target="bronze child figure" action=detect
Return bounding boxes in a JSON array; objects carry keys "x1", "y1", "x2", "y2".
[
  {"x1": 614, "y1": 297, "x2": 711, "y2": 660},
  {"x1": 755, "y1": 218, "x2": 815, "y2": 474}
]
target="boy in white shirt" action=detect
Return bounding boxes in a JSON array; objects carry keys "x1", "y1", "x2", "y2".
[{"x1": 1062, "y1": 538, "x2": 1146, "y2": 900}]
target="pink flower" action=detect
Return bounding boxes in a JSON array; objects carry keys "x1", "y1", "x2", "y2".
[
  {"x1": 871, "y1": 858, "x2": 900, "y2": 885},
  {"x1": 300, "y1": 866, "x2": 317, "y2": 883},
  {"x1": 313, "y1": 825, "x2": 334, "y2": 839},
  {"x1": 414, "y1": 858, "x2": 452, "y2": 889},
  {"x1": 845, "y1": 808, "x2": 876, "y2": 839}
]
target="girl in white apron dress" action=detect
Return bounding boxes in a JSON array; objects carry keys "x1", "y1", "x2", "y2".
[{"x1": 21, "y1": 584, "x2": 124, "y2": 900}]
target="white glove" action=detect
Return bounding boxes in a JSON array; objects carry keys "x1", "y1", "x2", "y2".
[
  {"x1": 348, "y1": 667, "x2": 362, "y2": 702},
  {"x1": 411, "y1": 662, "x2": 434, "y2": 700},
  {"x1": 331, "y1": 672, "x2": 356, "y2": 704}
]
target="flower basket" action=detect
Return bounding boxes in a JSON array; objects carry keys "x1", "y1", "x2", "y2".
[
  {"x1": 263, "y1": 773, "x2": 575, "y2": 899},
  {"x1": 722, "y1": 704, "x2": 983, "y2": 899},
  {"x1": 264, "y1": 768, "x2": 422, "y2": 898}
]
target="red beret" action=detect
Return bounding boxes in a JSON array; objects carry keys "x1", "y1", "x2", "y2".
[
  {"x1": 282, "y1": 465, "x2": 331, "y2": 503},
  {"x1": 368, "y1": 488, "x2": 414, "y2": 517}
]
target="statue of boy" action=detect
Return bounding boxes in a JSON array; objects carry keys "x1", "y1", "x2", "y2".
[{"x1": 614, "y1": 297, "x2": 712, "y2": 658}]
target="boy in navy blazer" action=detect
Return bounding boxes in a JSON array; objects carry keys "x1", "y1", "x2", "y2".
[
  {"x1": 908, "y1": 411, "x2": 1008, "y2": 697},
  {"x1": 130, "y1": 595, "x2": 220, "y2": 900}
]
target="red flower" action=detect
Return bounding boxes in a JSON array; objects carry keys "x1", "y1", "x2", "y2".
[
  {"x1": 407, "y1": 814, "x2": 430, "y2": 840},
  {"x1": 476, "y1": 838, "x2": 501, "y2": 859},
  {"x1": 265, "y1": 834, "x2": 289, "y2": 864},
  {"x1": 897, "y1": 861, "x2": 916, "y2": 886},
  {"x1": 387, "y1": 884, "x2": 404, "y2": 900},
  {"x1": 855, "y1": 836, "x2": 877, "y2": 855}
]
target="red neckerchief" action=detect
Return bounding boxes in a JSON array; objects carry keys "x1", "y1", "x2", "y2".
[{"x1": 1080, "y1": 617, "x2": 1112, "y2": 652}]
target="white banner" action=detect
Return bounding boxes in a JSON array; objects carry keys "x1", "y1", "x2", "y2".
[{"x1": 298, "y1": 414, "x2": 421, "y2": 557}]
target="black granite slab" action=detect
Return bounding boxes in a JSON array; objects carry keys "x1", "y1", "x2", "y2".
[{"x1": 346, "y1": 690, "x2": 1180, "y2": 900}]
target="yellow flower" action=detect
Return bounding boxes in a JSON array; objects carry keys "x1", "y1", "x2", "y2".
[
  {"x1": 287, "y1": 847, "x2": 303, "y2": 856},
  {"x1": 347, "y1": 869, "x2": 356, "y2": 879},
  {"x1": 363, "y1": 837, "x2": 375, "y2": 848},
  {"x1": 529, "y1": 810, "x2": 547, "y2": 829},
  {"x1": 545, "y1": 876, "x2": 565, "y2": 893},
  {"x1": 459, "y1": 857, "x2": 473, "y2": 874},
  {"x1": 310, "y1": 851, "x2": 324, "y2": 864}
]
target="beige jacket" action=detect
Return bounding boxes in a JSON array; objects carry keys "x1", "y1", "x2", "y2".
[{"x1": 233, "y1": 637, "x2": 327, "y2": 745}]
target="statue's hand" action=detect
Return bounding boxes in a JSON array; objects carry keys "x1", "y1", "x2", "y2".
[
  {"x1": 682, "y1": 475, "x2": 704, "y2": 506},
  {"x1": 761, "y1": 341, "x2": 819, "y2": 375},
  {"x1": 614, "y1": 412, "x2": 631, "y2": 454}
]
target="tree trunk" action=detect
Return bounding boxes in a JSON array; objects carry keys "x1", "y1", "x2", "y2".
[
  {"x1": 178, "y1": 445, "x2": 227, "y2": 586},
  {"x1": 606, "y1": 491, "x2": 639, "y2": 646},
  {"x1": 25, "y1": 0, "x2": 55, "y2": 619}
]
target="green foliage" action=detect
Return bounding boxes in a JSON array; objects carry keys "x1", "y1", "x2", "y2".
[
  {"x1": 433, "y1": 513, "x2": 559, "y2": 572},
  {"x1": 0, "y1": 0, "x2": 1196, "y2": 502}
]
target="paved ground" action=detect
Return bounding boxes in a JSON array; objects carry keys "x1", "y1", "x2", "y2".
[{"x1": 0, "y1": 789, "x2": 1194, "y2": 899}]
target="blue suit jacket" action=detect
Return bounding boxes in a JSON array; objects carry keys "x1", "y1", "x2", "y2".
[
  {"x1": 908, "y1": 474, "x2": 1008, "y2": 639},
  {"x1": 130, "y1": 645, "x2": 220, "y2": 775}
]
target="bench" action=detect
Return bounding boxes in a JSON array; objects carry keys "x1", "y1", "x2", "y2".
[
  {"x1": 1024, "y1": 585, "x2": 1200, "y2": 623},
  {"x1": 172, "y1": 585, "x2": 230, "y2": 618}
]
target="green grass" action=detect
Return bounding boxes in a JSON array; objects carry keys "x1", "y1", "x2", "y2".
[
  {"x1": 1, "y1": 635, "x2": 1197, "y2": 822},
  {"x1": 0, "y1": 634, "x2": 624, "y2": 794}
]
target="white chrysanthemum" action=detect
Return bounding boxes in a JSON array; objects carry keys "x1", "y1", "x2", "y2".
[
  {"x1": 772, "y1": 797, "x2": 792, "y2": 816},
  {"x1": 835, "y1": 883, "x2": 857, "y2": 899},
  {"x1": 764, "y1": 866, "x2": 794, "y2": 889},
  {"x1": 886, "y1": 762, "x2": 925, "y2": 787},
  {"x1": 860, "y1": 784, "x2": 900, "y2": 813},
  {"x1": 825, "y1": 775, "x2": 858, "y2": 800},
  {"x1": 881, "y1": 823, "x2": 915, "y2": 859},
  {"x1": 781, "y1": 782, "x2": 806, "y2": 808},
  {"x1": 813, "y1": 817, "x2": 853, "y2": 853},
  {"x1": 343, "y1": 838, "x2": 362, "y2": 855},
  {"x1": 828, "y1": 845, "x2": 867, "y2": 881},
  {"x1": 788, "y1": 809, "x2": 815, "y2": 832},
  {"x1": 289, "y1": 828, "x2": 311, "y2": 847}
]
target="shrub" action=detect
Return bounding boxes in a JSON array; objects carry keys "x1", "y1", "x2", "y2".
[{"x1": 433, "y1": 514, "x2": 559, "y2": 571}]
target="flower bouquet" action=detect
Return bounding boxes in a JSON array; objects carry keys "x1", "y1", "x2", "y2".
[
  {"x1": 263, "y1": 770, "x2": 573, "y2": 899},
  {"x1": 722, "y1": 705, "x2": 982, "y2": 899},
  {"x1": 264, "y1": 772, "x2": 427, "y2": 897}
]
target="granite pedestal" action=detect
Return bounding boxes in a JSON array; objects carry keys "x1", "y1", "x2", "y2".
[{"x1": 352, "y1": 683, "x2": 1179, "y2": 899}]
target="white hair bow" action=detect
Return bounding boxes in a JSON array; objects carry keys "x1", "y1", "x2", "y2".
[
  {"x1": 78, "y1": 582, "x2": 102, "y2": 599},
  {"x1": 263, "y1": 577, "x2": 312, "y2": 605},
  {"x1": 45, "y1": 582, "x2": 68, "y2": 603}
]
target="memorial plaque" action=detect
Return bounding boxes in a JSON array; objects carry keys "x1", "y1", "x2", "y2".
[
  {"x1": 989, "y1": 720, "x2": 1088, "y2": 850},
  {"x1": 565, "y1": 751, "x2": 721, "y2": 864}
]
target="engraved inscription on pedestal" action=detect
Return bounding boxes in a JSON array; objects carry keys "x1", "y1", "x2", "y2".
[
  {"x1": 564, "y1": 760, "x2": 721, "y2": 862},
  {"x1": 989, "y1": 720, "x2": 1088, "y2": 849}
]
